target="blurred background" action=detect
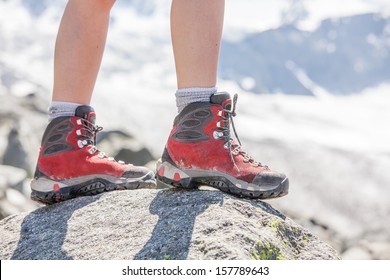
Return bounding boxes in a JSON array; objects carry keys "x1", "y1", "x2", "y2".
[{"x1": 0, "y1": 0, "x2": 389, "y2": 259}]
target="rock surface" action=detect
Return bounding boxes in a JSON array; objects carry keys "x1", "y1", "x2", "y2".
[{"x1": 0, "y1": 189, "x2": 338, "y2": 260}]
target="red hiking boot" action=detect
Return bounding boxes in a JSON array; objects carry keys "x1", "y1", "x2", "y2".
[
  {"x1": 157, "y1": 92, "x2": 289, "y2": 199},
  {"x1": 31, "y1": 105, "x2": 156, "y2": 205}
]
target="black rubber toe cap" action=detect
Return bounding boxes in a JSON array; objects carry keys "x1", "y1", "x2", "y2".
[
  {"x1": 123, "y1": 166, "x2": 155, "y2": 180},
  {"x1": 252, "y1": 171, "x2": 288, "y2": 189}
]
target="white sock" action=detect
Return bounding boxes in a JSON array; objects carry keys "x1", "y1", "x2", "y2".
[
  {"x1": 48, "y1": 101, "x2": 83, "y2": 121},
  {"x1": 175, "y1": 87, "x2": 217, "y2": 113}
]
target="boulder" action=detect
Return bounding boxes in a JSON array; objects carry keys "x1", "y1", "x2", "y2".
[
  {"x1": 0, "y1": 93, "x2": 48, "y2": 175},
  {"x1": 0, "y1": 165, "x2": 37, "y2": 219},
  {"x1": 0, "y1": 189, "x2": 339, "y2": 260},
  {"x1": 341, "y1": 246, "x2": 372, "y2": 260},
  {"x1": 0, "y1": 165, "x2": 27, "y2": 192},
  {"x1": 96, "y1": 130, "x2": 155, "y2": 166}
]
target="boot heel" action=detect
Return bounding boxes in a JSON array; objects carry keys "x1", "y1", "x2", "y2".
[{"x1": 156, "y1": 160, "x2": 198, "y2": 189}]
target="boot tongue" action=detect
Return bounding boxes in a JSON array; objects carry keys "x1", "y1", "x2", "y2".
[
  {"x1": 210, "y1": 92, "x2": 232, "y2": 110},
  {"x1": 75, "y1": 105, "x2": 96, "y2": 125}
]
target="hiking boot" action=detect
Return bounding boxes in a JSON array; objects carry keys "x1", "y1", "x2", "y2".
[
  {"x1": 31, "y1": 105, "x2": 156, "y2": 205},
  {"x1": 157, "y1": 92, "x2": 289, "y2": 199}
]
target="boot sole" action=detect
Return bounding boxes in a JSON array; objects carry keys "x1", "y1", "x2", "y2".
[
  {"x1": 156, "y1": 160, "x2": 288, "y2": 199},
  {"x1": 30, "y1": 172, "x2": 156, "y2": 205}
]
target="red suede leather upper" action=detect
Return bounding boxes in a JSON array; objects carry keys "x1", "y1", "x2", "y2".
[
  {"x1": 166, "y1": 104, "x2": 270, "y2": 183},
  {"x1": 38, "y1": 117, "x2": 128, "y2": 180}
]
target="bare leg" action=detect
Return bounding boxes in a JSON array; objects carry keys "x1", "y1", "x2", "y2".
[
  {"x1": 52, "y1": 0, "x2": 115, "y2": 104},
  {"x1": 171, "y1": 0, "x2": 225, "y2": 88}
]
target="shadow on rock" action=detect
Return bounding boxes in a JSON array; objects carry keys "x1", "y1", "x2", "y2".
[
  {"x1": 134, "y1": 189, "x2": 224, "y2": 260},
  {"x1": 11, "y1": 196, "x2": 100, "y2": 260}
]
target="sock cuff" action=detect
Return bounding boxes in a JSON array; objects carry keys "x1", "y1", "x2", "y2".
[
  {"x1": 176, "y1": 87, "x2": 217, "y2": 95},
  {"x1": 175, "y1": 87, "x2": 217, "y2": 113},
  {"x1": 49, "y1": 101, "x2": 84, "y2": 121}
]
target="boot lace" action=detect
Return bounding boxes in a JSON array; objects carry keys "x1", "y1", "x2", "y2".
[
  {"x1": 214, "y1": 94, "x2": 268, "y2": 171},
  {"x1": 75, "y1": 118, "x2": 125, "y2": 164}
]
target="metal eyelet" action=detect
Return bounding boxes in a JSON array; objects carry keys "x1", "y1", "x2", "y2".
[
  {"x1": 98, "y1": 152, "x2": 105, "y2": 159},
  {"x1": 243, "y1": 154, "x2": 252, "y2": 163},
  {"x1": 213, "y1": 131, "x2": 223, "y2": 139},
  {"x1": 77, "y1": 140, "x2": 84, "y2": 148},
  {"x1": 88, "y1": 146, "x2": 97, "y2": 154}
]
